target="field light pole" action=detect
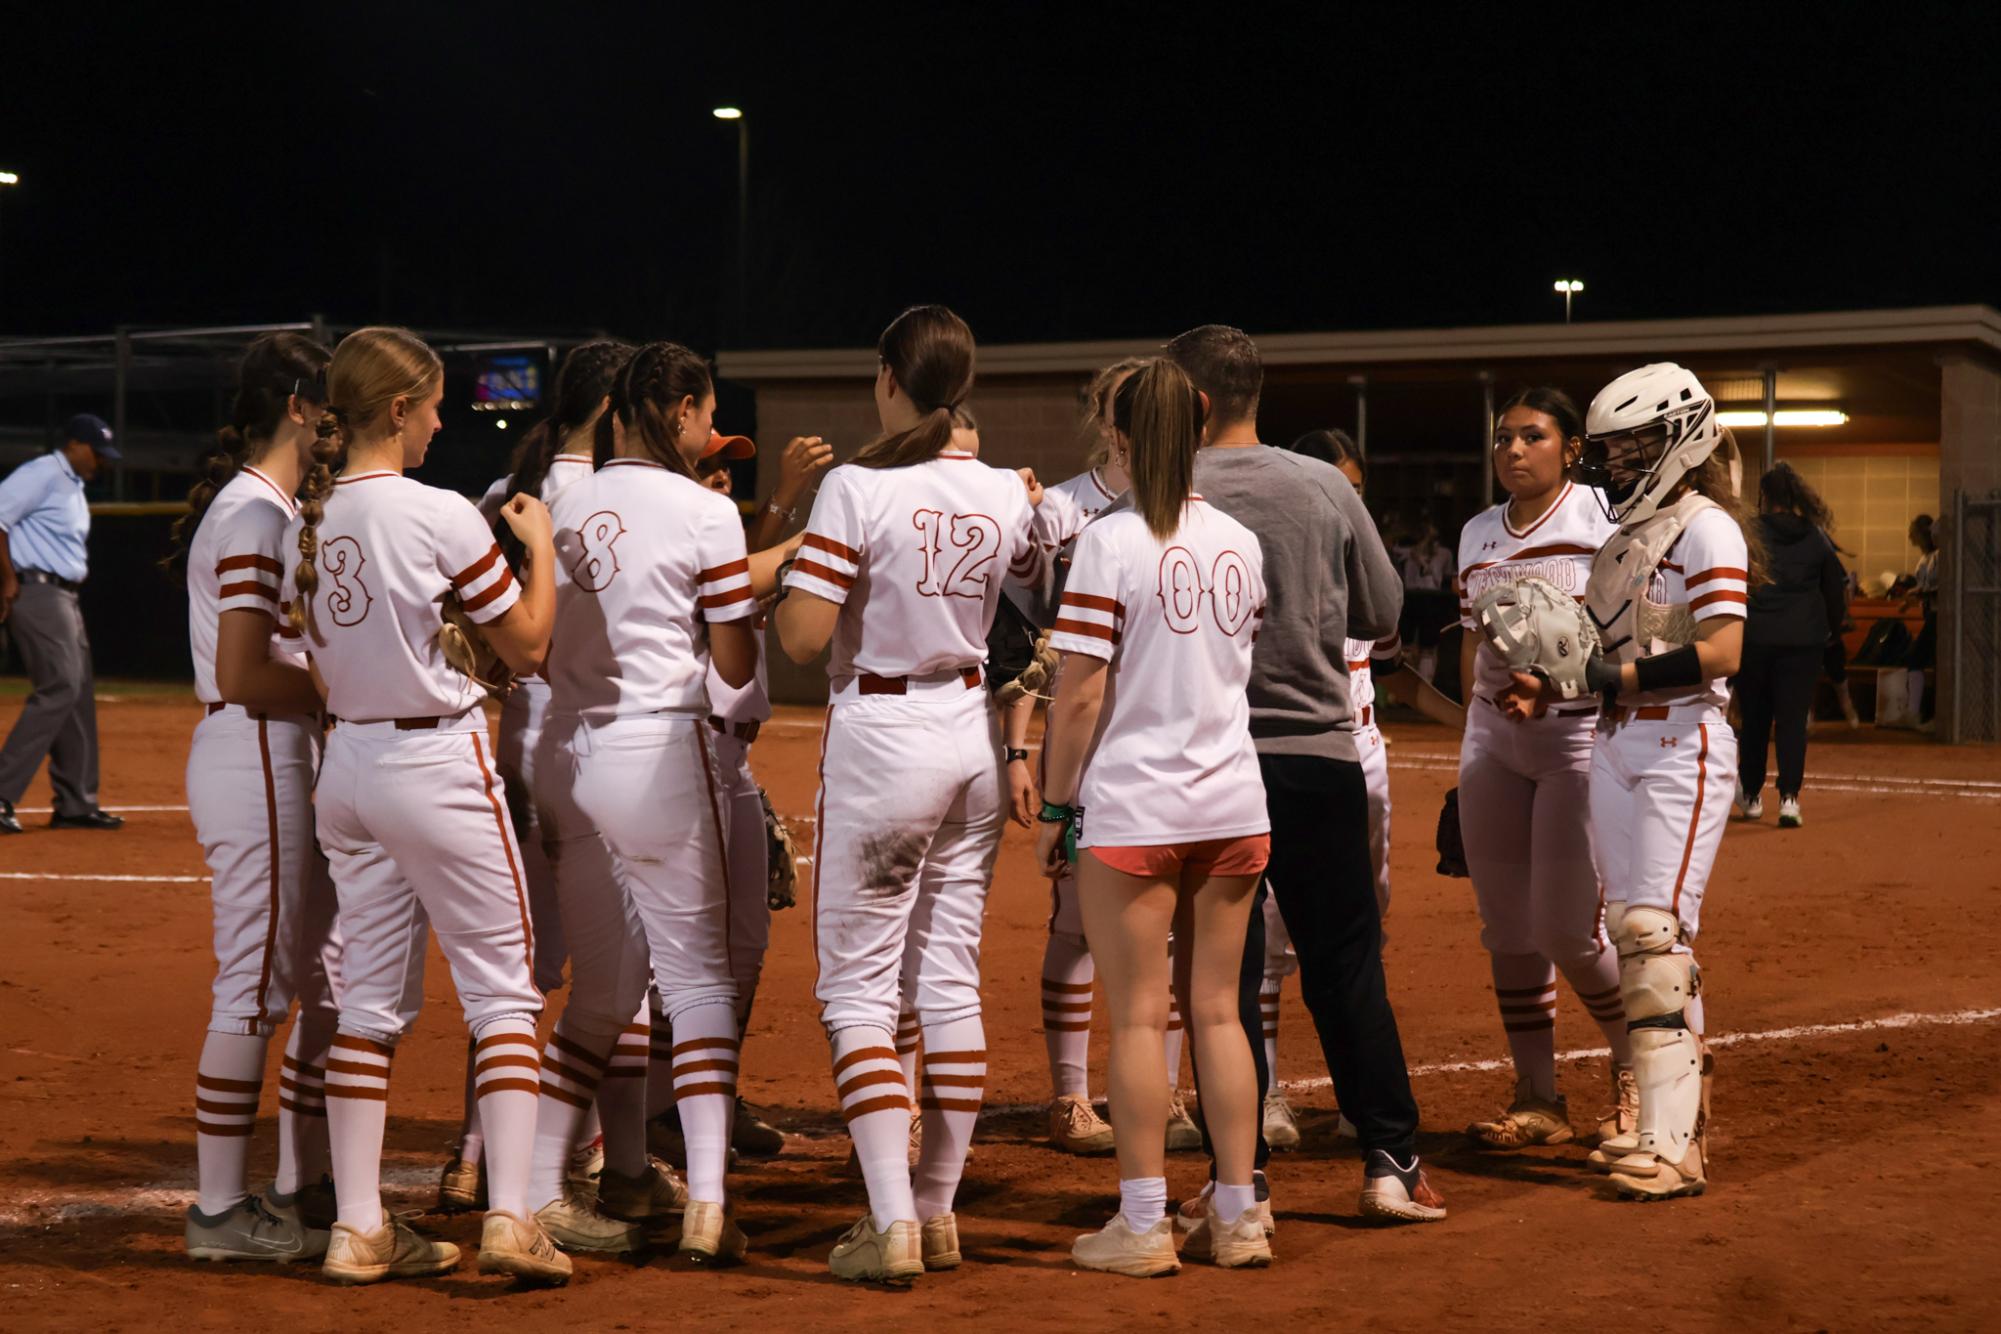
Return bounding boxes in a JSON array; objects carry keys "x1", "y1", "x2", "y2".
[
  {"x1": 1553, "y1": 278, "x2": 1583, "y2": 323},
  {"x1": 714, "y1": 107, "x2": 748, "y2": 341},
  {"x1": 0, "y1": 171, "x2": 20, "y2": 308}
]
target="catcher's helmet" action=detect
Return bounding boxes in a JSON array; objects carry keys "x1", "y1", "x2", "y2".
[{"x1": 1578, "y1": 362, "x2": 1721, "y2": 526}]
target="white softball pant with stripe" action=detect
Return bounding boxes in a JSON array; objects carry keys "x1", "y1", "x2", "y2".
[{"x1": 1588, "y1": 715, "x2": 1735, "y2": 942}]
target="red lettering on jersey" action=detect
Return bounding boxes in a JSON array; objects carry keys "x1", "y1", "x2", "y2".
[
  {"x1": 1157, "y1": 547, "x2": 1256, "y2": 636},
  {"x1": 571, "y1": 510, "x2": 627, "y2": 591},
  {"x1": 320, "y1": 536, "x2": 373, "y2": 627},
  {"x1": 913, "y1": 509, "x2": 1001, "y2": 599}
]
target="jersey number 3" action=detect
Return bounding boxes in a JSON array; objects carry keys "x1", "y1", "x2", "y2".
[
  {"x1": 912, "y1": 509, "x2": 1000, "y2": 599},
  {"x1": 321, "y1": 536, "x2": 374, "y2": 627}
]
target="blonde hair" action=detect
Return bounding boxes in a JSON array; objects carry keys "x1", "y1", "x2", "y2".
[
  {"x1": 1110, "y1": 359, "x2": 1203, "y2": 540},
  {"x1": 290, "y1": 327, "x2": 443, "y2": 642},
  {"x1": 1081, "y1": 357, "x2": 1147, "y2": 469}
]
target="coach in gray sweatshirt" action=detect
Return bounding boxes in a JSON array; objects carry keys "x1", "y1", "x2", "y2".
[{"x1": 1172, "y1": 325, "x2": 1445, "y2": 1222}]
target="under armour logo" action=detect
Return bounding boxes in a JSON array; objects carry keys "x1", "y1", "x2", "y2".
[
  {"x1": 1483, "y1": 540, "x2": 1501, "y2": 551},
  {"x1": 1658, "y1": 736, "x2": 1679, "y2": 749}
]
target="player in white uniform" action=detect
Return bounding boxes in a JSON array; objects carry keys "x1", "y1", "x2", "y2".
[
  {"x1": 549, "y1": 340, "x2": 779, "y2": 1264},
  {"x1": 1036, "y1": 357, "x2": 1271, "y2": 1277},
  {"x1": 1453, "y1": 390, "x2": 1635, "y2": 1150},
  {"x1": 442, "y1": 340, "x2": 636, "y2": 1222},
  {"x1": 775, "y1": 306, "x2": 1043, "y2": 1285},
  {"x1": 1501, "y1": 364, "x2": 1757, "y2": 1200},
  {"x1": 171, "y1": 333, "x2": 342, "y2": 1262},
  {"x1": 281, "y1": 326, "x2": 569, "y2": 1285}
]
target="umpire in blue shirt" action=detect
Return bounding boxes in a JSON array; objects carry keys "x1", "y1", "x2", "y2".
[{"x1": 0, "y1": 414, "x2": 125, "y2": 833}]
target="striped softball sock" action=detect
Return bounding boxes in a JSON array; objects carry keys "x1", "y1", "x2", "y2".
[
  {"x1": 831, "y1": 1025, "x2": 916, "y2": 1231},
  {"x1": 529, "y1": 1018, "x2": 615, "y2": 1212},
  {"x1": 1491, "y1": 954, "x2": 1559, "y2": 1101},
  {"x1": 1564, "y1": 959, "x2": 1634, "y2": 1064},
  {"x1": 193, "y1": 1031, "x2": 268, "y2": 1216},
  {"x1": 1259, "y1": 979, "x2": 1283, "y2": 1079},
  {"x1": 1163, "y1": 997, "x2": 1186, "y2": 1090},
  {"x1": 274, "y1": 1015, "x2": 335, "y2": 1194},
  {"x1": 912, "y1": 1018, "x2": 986, "y2": 1221},
  {"x1": 670, "y1": 1005, "x2": 740, "y2": 1205},
  {"x1": 324, "y1": 1032, "x2": 394, "y2": 1228},
  {"x1": 471, "y1": 1019, "x2": 542, "y2": 1220},
  {"x1": 597, "y1": 1014, "x2": 651, "y2": 1178},
  {"x1": 895, "y1": 1006, "x2": 921, "y2": 1099},
  {"x1": 1041, "y1": 933, "x2": 1095, "y2": 1099}
]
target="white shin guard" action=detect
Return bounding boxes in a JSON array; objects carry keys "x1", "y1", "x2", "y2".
[{"x1": 1613, "y1": 906, "x2": 1705, "y2": 1162}]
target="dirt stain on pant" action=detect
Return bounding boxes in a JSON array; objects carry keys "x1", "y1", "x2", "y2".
[{"x1": 857, "y1": 828, "x2": 930, "y2": 901}]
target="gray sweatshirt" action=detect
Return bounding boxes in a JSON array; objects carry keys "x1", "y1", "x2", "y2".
[{"x1": 1192, "y1": 445, "x2": 1403, "y2": 761}]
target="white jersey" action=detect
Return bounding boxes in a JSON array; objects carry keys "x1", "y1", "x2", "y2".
[
  {"x1": 280, "y1": 471, "x2": 519, "y2": 721},
  {"x1": 786, "y1": 452, "x2": 1043, "y2": 680},
  {"x1": 1456, "y1": 483, "x2": 1618, "y2": 700},
  {"x1": 1343, "y1": 631, "x2": 1401, "y2": 723},
  {"x1": 187, "y1": 466, "x2": 304, "y2": 705},
  {"x1": 1035, "y1": 466, "x2": 1122, "y2": 560},
  {"x1": 476, "y1": 454, "x2": 594, "y2": 522},
  {"x1": 1049, "y1": 500, "x2": 1269, "y2": 846},
  {"x1": 546, "y1": 458, "x2": 756, "y2": 721},
  {"x1": 1604, "y1": 505, "x2": 1750, "y2": 715},
  {"x1": 707, "y1": 635, "x2": 769, "y2": 725}
]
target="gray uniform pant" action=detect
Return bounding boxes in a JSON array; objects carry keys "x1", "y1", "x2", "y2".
[{"x1": 0, "y1": 581, "x2": 100, "y2": 816}]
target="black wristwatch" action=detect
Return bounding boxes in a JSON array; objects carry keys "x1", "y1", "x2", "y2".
[{"x1": 1005, "y1": 747, "x2": 1030, "y2": 764}]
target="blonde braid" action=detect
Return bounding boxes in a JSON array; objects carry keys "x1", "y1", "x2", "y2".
[{"x1": 290, "y1": 412, "x2": 344, "y2": 644}]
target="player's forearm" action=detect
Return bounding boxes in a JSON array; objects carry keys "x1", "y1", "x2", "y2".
[
  {"x1": 747, "y1": 534, "x2": 804, "y2": 599},
  {"x1": 1040, "y1": 659, "x2": 1104, "y2": 806},
  {"x1": 489, "y1": 541, "x2": 556, "y2": 676},
  {"x1": 1002, "y1": 693, "x2": 1034, "y2": 749}
]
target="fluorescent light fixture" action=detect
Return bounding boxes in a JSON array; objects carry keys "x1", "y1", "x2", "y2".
[
  {"x1": 712, "y1": 106, "x2": 743, "y2": 120},
  {"x1": 1716, "y1": 409, "x2": 1849, "y2": 428}
]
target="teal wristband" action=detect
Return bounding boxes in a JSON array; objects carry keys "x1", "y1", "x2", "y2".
[{"x1": 1038, "y1": 800, "x2": 1074, "y2": 825}]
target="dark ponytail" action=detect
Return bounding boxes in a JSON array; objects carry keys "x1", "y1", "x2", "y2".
[
  {"x1": 493, "y1": 339, "x2": 634, "y2": 570},
  {"x1": 852, "y1": 305, "x2": 975, "y2": 470},
  {"x1": 610, "y1": 342, "x2": 712, "y2": 482},
  {"x1": 164, "y1": 331, "x2": 330, "y2": 577}
]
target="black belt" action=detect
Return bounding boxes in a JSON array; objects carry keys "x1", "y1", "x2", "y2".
[
  {"x1": 707, "y1": 716, "x2": 762, "y2": 743},
  {"x1": 18, "y1": 569, "x2": 83, "y2": 593}
]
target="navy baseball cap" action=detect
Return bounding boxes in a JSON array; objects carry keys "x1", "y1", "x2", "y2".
[{"x1": 65, "y1": 413, "x2": 120, "y2": 460}]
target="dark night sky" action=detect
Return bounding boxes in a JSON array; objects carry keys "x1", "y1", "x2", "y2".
[{"x1": 4, "y1": 3, "x2": 1999, "y2": 352}]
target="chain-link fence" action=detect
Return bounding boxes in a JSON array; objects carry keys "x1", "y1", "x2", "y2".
[{"x1": 1950, "y1": 489, "x2": 2001, "y2": 743}]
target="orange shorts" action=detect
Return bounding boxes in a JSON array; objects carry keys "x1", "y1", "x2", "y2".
[{"x1": 1085, "y1": 834, "x2": 1271, "y2": 880}]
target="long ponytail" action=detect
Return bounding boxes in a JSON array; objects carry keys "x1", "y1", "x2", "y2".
[
  {"x1": 1112, "y1": 358, "x2": 1204, "y2": 540},
  {"x1": 494, "y1": 339, "x2": 634, "y2": 569},
  {"x1": 852, "y1": 305, "x2": 976, "y2": 470}
]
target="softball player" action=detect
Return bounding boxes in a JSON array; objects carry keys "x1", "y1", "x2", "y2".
[
  {"x1": 1036, "y1": 357, "x2": 1271, "y2": 1277},
  {"x1": 1501, "y1": 363, "x2": 1758, "y2": 1200},
  {"x1": 171, "y1": 332, "x2": 343, "y2": 1261},
  {"x1": 550, "y1": 341, "x2": 763, "y2": 1264},
  {"x1": 1455, "y1": 390, "x2": 1634, "y2": 1149},
  {"x1": 775, "y1": 305, "x2": 1043, "y2": 1285},
  {"x1": 281, "y1": 326, "x2": 569, "y2": 1285},
  {"x1": 443, "y1": 340, "x2": 636, "y2": 1224}
]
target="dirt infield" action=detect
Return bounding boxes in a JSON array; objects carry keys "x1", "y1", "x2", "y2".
[{"x1": 2, "y1": 694, "x2": 1997, "y2": 1331}]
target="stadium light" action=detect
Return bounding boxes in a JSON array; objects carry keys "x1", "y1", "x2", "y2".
[
  {"x1": 712, "y1": 106, "x2": 743, "y2": 120},
  {"x1": 1553, "y1": 278, "x2": 1584, "y2": 322},
  {"x1": 495, "y1": 418, "x2": 509, "y2": 430},
  {"x1": 1717, "y1": 409, "x2": 1849, "y2": 428},
  {"x1": 0, "y1": 172, "x2": 19, "y2": 186}
]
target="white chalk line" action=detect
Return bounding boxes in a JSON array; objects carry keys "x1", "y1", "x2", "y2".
[
  {"x1": 0, "y1": 872, "x2": 209, "y2": 884},
  {"x1": 1386, "y1": 756, "x2": 2001, "y2": 800},
  {"x1": 5, "y1": 1007, "x2": 1991, "y2": 1228},
  {"x1": 14, "y1": 804, "x2": 191, "y2": 814}
]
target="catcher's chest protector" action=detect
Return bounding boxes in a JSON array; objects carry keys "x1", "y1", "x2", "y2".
[{"x1": 1586, "y1": 494, "x2": 1718, "y2": 664}]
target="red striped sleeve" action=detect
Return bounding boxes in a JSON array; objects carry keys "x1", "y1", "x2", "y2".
[
  {"x1": 451, "y1": 544, "x2": 505, "y2": 590},
  {"x1": 1685, "y1": 566, "x2": 1748, "y2": 588},
  {"x1": 218, "y1": 580, "x2": 279, "y2": 602},
  {"x1": 699, "y1": 585, "x2": 755, "y2": 609},
  {"x1": 697, "y1": 557, "x2": 751, "y2": 582},
  {"x1": 460, "y1": 564, "x2": 516, "y2": 613},
  {"x1": 792, "y1": 557, "x2": 855, "y2": 589},
  {"x1": 801, "y1": 532, "x2": 859, "y2": 562},
  {"x1": 216, "y1": 554, "x2": 283, "y2": 577},
  {"x1": 1053, "y1": 617, "x2": 1115, "y2": 642},
  {"x1": 1059, "y1": 592, "x2": 1122, "y2": 615},
  {"x1": 1690, "y1": 589, "x2": 1747, "y2": 611}
]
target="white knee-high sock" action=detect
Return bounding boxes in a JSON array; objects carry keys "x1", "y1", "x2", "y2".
[
  {"x1": 671, "y1": 1003, "x2": 740, "y2": 1205},
  {"x1": 913, "y1": 1016, "x2": 986, "y2": 1221},
  {"x1": 194, "y1": 1031, "x2": 268, "y2": 1216},
  {"x1": 471, "y1": 1019, "x2": 542, "y2": 1220},
  {"x1": 1492, "y1": 952, "x2": 1559, "y2": 1101},
  {"x1": 324, "y1": 1032, "x2": 393, "y2": 1229},
  {"x1": 529, "y1": 1016, "x2": 615, "y2": 1212},
  {"x1": 896, "y1": 1006, "x2": 921, "y2": 1099},
  {"x1": 276, "y1": 1014, "x2": 336, "y2": 1193},
  {"x1": 1560, "y1": 950, "x2": 1633, "y2": 1066},
  {"x1": 1041, "y1": 932, "x2": 1094, "y2": 1100},
  {"x1": 1258, "y1": 978, "x2": 1283, "y2": 1082},
  {"x1": 832, "y1": 1025, "x2": 915, "y2": 1231},
  {"x1": 597, "y1": 1011, "x2": 650, "y2": 1178}
]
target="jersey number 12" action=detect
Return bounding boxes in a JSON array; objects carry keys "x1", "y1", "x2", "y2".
[{"x1": 912, "y1": 509, "x2": 1000, "y2": 599}]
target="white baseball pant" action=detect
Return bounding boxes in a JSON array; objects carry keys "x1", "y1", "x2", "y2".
[
  {"x1": 497, "y1": 680, "x2": 569, "y2": 995},
  {"x1": 711, "y1": 730, "x2": 772, "y2": 1020},
  {"x1": 1589, "y1": 714, "x2": 1734, "y2": 943}
]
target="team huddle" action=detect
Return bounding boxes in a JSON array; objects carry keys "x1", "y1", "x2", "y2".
[{"x1": 169, "y1": 307, "x2": 1751, "y2": 1287}]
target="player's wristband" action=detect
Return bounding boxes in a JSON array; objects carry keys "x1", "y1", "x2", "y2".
[
  {"x1": 1038, "y1": 801, "x2": 1074, "y2": 824},
  {"x1": 1632, "y1": 643, "x2": 1704, "y2": 692},
  {"x1": 1006, "y1": 747, "x2": 1031, "y2": 764},
  {"x1": 766, "y1": 499, "x2": 798, "y2": 522}
]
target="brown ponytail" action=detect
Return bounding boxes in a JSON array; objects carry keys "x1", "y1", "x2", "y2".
[
  {"x1": 1686, "y1": 427, "x2": 1768, "y2": 586},
  {"x1": 1081, "y1": 356, "x2": 1147, "y2": 469},
  {"x1": 852, "y1": 305, "x2": 975, "y2": 470},
  {"x1": 1111, "y1": 358, "x2": 1204, "y2": 540},
  {"x1": 290, "y1": 327, "x2": 442, "y2": 643},
  {"x1": 165, "y1": 332, "x2": 331, "y2": 576},
  {"x1": 610, "y1": 342, "x2": 712, "y2": 482},
  {"x1": 495, "y1": 339, "x2": 634, "y2": 570}
]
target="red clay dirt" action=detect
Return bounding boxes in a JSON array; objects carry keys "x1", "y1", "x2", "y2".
[{"x1": 1, "y1": 695, "x2": 1997, "y2": 1331}]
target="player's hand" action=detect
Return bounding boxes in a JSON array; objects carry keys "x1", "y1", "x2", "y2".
[
  {"x1": 775, "y1": 436, "x2": 834, "y2": 502},
  {"x1": 1007, "y1": 757, "x2": 1038, "y2": 829},
  {"x1": 500, "y1": 494, "x2": 553, "y2": 549},
  {"x1": 1017, "y1": 467, "x2": 1044, "y2": 507},
  {"x1": 1496, "y1": 669, "x2": 1552, "y2": 721},
  {"x1": 1034, "y1": 818, "x2": 1068, "y2": 878}
]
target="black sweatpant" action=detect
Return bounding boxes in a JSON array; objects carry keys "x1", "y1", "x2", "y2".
[
  {"x1": 1242, "y1": 752, "x2": 1419, "y2": 1156},
  {"x1": 1736, "y1": 641, "x2": 1821, "y2": 799}
]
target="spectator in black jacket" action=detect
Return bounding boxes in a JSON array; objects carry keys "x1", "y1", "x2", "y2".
[{"x1": 1734, "y1": 463, "x2": 1849, "y2": 828}]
